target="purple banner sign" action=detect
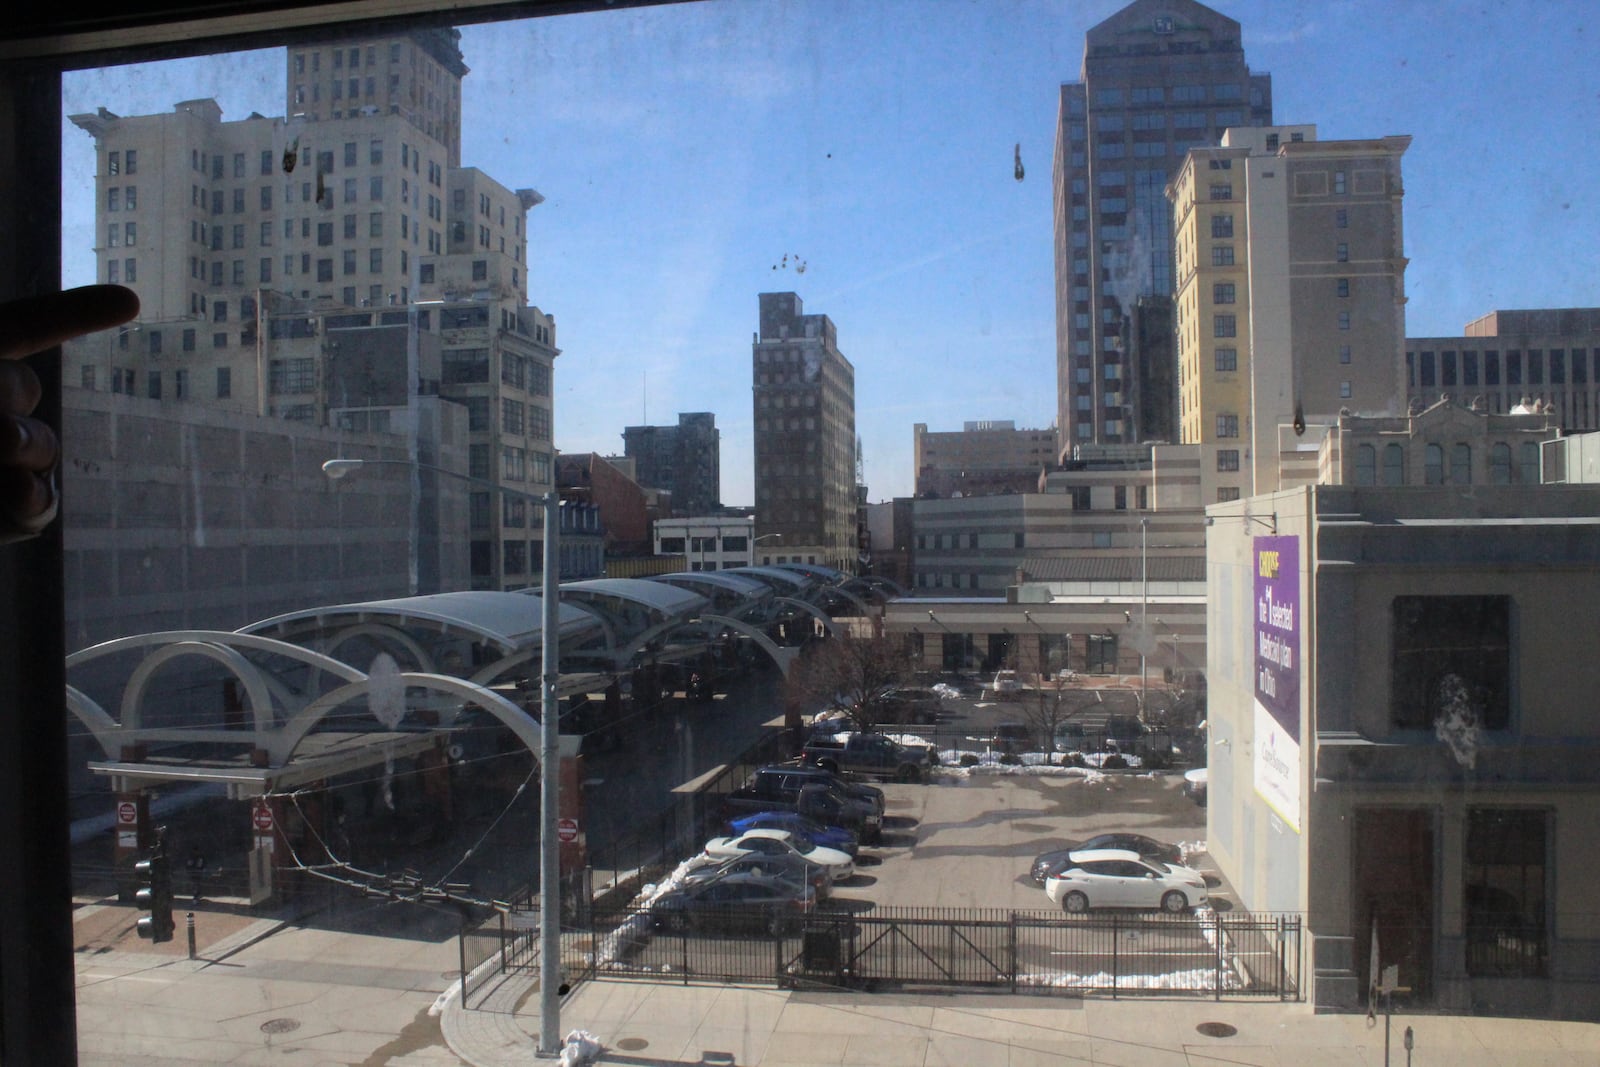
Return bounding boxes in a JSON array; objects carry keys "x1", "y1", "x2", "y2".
[{"x1": 1253, "y1": 535, "x2": 1300, "y2": 742}]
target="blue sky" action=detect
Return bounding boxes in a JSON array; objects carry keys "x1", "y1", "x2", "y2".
[{"x1": 60, "y1": 1, "x2": 1600, "y2": 504}]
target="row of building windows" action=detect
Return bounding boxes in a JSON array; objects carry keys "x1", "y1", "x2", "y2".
[
  {"x1": 86, "y1": 364, "x2": 231, "y2": 401},
  {"x1": 1089, "y1": 82, "x2": 1245, "y2": 107},
  {"x1": 1351, "y1": 441, "x2": 1541, "y2": 486},
  {"x1": 1411, "y1": 348, "x2": 1597, "y2": 389}
]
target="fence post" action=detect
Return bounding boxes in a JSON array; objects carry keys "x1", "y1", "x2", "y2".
[
  {"x1": 499, "y1": 909, "x2": 508, "y2": 975},
  {"x1": 1214, "y1": 911, "x2": 1223, "y2": 1001},
  {"x1": 1111, "y1": 914, "x2": 1118, "y2": 1000},
  {"x1": 1004, "y1": 915, "x2": 1017, "y2": 998},
  {"x1": 458, "y1": 915, "x2": 469, "y2": 1010},
  {"x1": 1277, "y1": 915, "x2": 1286, "y2": 1001}
]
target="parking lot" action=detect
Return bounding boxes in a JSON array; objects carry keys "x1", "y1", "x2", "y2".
[
  {"x1": 814, "y1": 768, "x2": 1219, "y2": 912},
  {"x1": 605, "y1": 766, "x2": 1300, "y2": 997}
]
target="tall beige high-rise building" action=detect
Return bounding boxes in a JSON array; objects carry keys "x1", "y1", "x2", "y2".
[
  {"x1": 67, "y1": 30, "x2": 559, "y2": 592},
  {"x1": 752, "y1": 292, "x2": 857, "y2": 573},
  {"x1": 1053, "y1": 0, "x2": 1271, "y2": 456},
  {"x1": 1169, "y1": 125, "x2": 1410, "y2": 501}
]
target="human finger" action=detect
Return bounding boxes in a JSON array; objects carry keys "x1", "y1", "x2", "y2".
[
  {"x1": 0, "y1": 359, "x2": 42, "y2": 417},
  {"x1": 0, "y1": 413, "x2": 57, "y2": 472},
  {"x1": 0, "y1": 284, "x2": 140, "y2": 363},
  {"x1": 0, "y1": 464, "x2": 56, "y2": 542}
]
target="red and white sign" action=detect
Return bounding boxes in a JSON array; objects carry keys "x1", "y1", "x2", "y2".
[
  {"x1": 556, "y1": 818, "x2": 579, "y2": 843},
  {"x1": 116, "y1": 801, "x2": 138, "y2": 826},
  {"x1": 252, "y1": 800, "x2": 274, "y2": 832}
]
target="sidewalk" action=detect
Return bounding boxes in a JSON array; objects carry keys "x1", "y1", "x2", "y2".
[{"x1": 440, "y1": 975, "x2": 1600, "y2": 1066}]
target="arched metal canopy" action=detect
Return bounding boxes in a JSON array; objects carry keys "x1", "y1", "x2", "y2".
[
  {"x1": 242, "y1": 590, "x2": 606, "y2": 652},
  {"x1": 653, "y1": 571, "x2": 773, "y2": 601},
  {"x1": 721, "y1": 566, "x2": 814, "y2": 594},
  {"x1": 773, "y1": 561, "x2": 850, "y2": 583},
  {"x1": 543, "y1": 578, "x2": 707, "y2": 634}
]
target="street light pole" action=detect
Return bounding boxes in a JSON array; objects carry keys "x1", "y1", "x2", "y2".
[
  {"x1": 1140, "y1": 516, "x2": 1148, "y2": 716},
  {"x1": 537, "y1": 485, "x2": 561, "y2": 1055},
  {"x1": 323, "y1": 457, "x2": 564, "y2": 1053}
]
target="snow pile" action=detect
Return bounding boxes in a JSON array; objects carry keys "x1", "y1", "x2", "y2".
[
  {"x1": 559, "y1": 1030, "x2": 603, "y2": 1067},
  {"x1": 931, "y1": 759, "x2": 1107, "y2": 784},
  {"x1": 1016, "y1": 965, "x2": 1242, "y2": 991},
  {"x1": 594, "y1": 855, "x2": 705, "y2": 969}
]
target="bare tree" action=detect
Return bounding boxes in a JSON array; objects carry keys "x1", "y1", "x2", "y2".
[
  {"x1": 1017, "y1": 683, "x2": 1105, "y2": 753},
  {"x1": 783, "y1": 630, "x2": 914, "y2": 733}
]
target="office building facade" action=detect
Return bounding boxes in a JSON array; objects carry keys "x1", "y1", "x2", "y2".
[
  {"x1": 1170, "y1": 126, "x2": 1410, "y2": 500},
  {"x1": 622, "y1": 412, "x2": 722, "y2": 516},
  {"x1": 1053, "y1": 0, "x2": 1271, "y2": 454},
  {"x1": 1407, "y1": 308, "x2": 1600, "y2": 432},
  {"x1": 67, "y1": 31, "x2": 557, "y2": 592},
  {"x1": 751, "y1": 292, "x2": 857, "y2": 572},
  {"x1": 912, "y1": 421, "x2": 1058, "y2": 499}
]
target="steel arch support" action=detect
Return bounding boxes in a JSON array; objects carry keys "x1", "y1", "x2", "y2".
[
  {"x1": 271, "y1": 671, "x2": 538, "y2": 766},
  {"x1": 701, "y1": 614, "x2": 801, "y2": 678},
  {"x1": 120, "y1": 640, "x2": 277, "y2": 735}
]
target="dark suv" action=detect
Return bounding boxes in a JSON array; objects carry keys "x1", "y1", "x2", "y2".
[{"x1": 873, "y1": 687, "x2": 943, "y2": 725}]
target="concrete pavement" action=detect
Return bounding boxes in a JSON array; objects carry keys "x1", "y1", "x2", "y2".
[{"x1": 437, "y1": 974, "x2": 1600, "y2": 1066}]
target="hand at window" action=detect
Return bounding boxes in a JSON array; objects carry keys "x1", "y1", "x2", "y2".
[{"x1": 0, "y1": 285, "x2": 139, "y2": 543}]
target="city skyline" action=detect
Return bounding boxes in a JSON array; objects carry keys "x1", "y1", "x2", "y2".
[{"x1": 59, "y1": 1, "x2": 1600, "y2": 505}]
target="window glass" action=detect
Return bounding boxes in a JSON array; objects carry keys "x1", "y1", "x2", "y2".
[{"x1": 24, "y1": 4, "x2": 1596, "y2": 1061}]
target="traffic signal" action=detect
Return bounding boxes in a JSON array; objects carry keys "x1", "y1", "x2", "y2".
[{"x1": 134, "y1": 845, "x2": 174, "y2": 943}]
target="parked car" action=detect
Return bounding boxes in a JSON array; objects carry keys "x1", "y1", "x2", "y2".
[
  {"x1": 987, "y1": 670, "x2": 1024, "y2": 697},
  {"x1": 872, "y1": 686, "x2": 944, "y2": 725},
  {"x1": 990, "y1": 722, "x2": 1032, "y2": 753},
  {"x1": 679, "y1": 852, "x2": 830, "y2": 900},
  {"x1": 723, "y1": 765, "x2": 883, "y2": 842},
  {"x1": 649, "y1": 873, "x2": 816, "y2": 935},
  {"x1": 1043, "y1": 848, "x2": 1208, "y2": 914},
  {"x1": 701, "y1": 827, "x2": 855, "y2": 883},
  {"x1": 802, "y1": 732, "x2": 932, "y2": 781},
  {"x1": 1029, "y1": 833, "x2": 1186, "y2": 884},
  {"x1": 1052, "y1": 721, "x2": 1087, "y2": 751},
  {"x1": 727, "y1": 811, "x2": 859, "y2": 856}
]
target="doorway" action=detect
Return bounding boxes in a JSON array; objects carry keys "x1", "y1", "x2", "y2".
[{"x1": 1353, "y1": 807, "x2": 1435, "y2": 1004}]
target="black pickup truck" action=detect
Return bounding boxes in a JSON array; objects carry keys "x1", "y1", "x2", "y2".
[
  {"x1": 722, "y1": 765, "x2": 884, "y2": 843},
  {"x1": 801, "y1": 732, "x2": 934, "y2": 782}
]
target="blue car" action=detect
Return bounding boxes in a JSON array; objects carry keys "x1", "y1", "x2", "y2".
[{"x1": 727, "y1": 811, "x2": 860, "y2": 855}]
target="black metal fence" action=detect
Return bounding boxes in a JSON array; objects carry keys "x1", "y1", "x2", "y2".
[{"x1": 566, "y1": 906, "x2": 1300, "y2": 1000}]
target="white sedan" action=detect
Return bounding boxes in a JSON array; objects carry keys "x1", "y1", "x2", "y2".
[
  {"x1": 1043, "y1": 848, "x2": 1208, "y2": 914},
  {"x1": 701, "y1": 828, "x2": 854, "y2": 884}
]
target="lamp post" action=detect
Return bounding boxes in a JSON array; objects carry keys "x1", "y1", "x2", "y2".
[
  {"x1": 752, "y1": 532, "x2": 782, "y2": 566},
  {"x1": 323, "y1": 457, "x2": 565, "y2": 1055},
  {"x1": 1140, "y1": 516, "x2": 1149, "y2": 715}
]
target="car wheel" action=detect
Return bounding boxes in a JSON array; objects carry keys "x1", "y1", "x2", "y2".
[
  {"x1": 818, "y1": 758, "x2": 839, "y2": 774},
  {"x1": 764, "y1": 912, "x2": 788, "y2": 937},
  {"x1": 665, "y1": 910, "x2": 691, "y2": 933},
  {"x1": 1063, "y1": 891, "x2": 1089, "y2": 914},
  {"x1": 895, "y1": 764, "x2": 921, "y2": 783},
  {"x1": 1161, "y1": 891, "x2": 1188, "y2": 914}
]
